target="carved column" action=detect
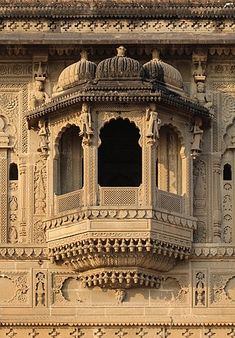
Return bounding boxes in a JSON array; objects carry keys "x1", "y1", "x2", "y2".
[
  {"x1": 212, "y1": 152, "x2": 222, "y2": 242},
  {"x1": 83, "y1": 118, "x2": 98, "y2": 207},
  {"x1": 142, "y1": 104, "x2": 158, "y2": 207},
  {"x1": 0, "y1": 125, "x2": 9, "y2": 243},
  {"x1": 18, "y1": 158, "x2": 27, "y2": 243}
]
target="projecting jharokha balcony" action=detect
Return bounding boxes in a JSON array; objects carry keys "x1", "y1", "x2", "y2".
[{"x1": 45, "y1": 186, "x2": 195, "y2": 289}]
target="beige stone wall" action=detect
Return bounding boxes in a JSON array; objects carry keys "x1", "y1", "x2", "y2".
[{"x1": 0, "y1": 11, "x2": 235, "y2": 337}]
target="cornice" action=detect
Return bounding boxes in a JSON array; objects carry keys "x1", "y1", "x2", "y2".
[
  {"x1": 27, "y1": 87, "x2": 211, "y2": 128},
  {"x1": 0, "y1": 2, "x2": 235, "y2": 20}
]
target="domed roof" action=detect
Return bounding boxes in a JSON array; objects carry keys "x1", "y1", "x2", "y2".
[
  {"x1": 56, "y1": 51, "x2": 96, "y2": 91},
  {"x1": 143, "y1": 49, "x2": 184, "y2": 89},
  {"x1": 96, "y1": 46, "x2": 143, "y2": 80}
]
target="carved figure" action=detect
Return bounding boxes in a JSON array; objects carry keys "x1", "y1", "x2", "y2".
[
  {"x1": 115, "y1": 289, "x2": 126, "y2": 304},
  {"x1": 191, "y1": 118, "x2": 203, "y2": 159},
  {"x1": 79, "y1": 103, "x2": 93, "y2": 143},
  {"x1": 195, "y1": 81, "x2": 213, "y2": 110},
  {"x1": 37, "y1": 119, "x2": 49, "y2": 155},
  {"x1": 31, "y1": 62, "x2": 50, "y2": 108},
  {"x1": 146, "y1": 104, "x2": 161, "y2": 143},
  {"x1": 31, "y1": 80, "x2": 50, "y2": 108}
]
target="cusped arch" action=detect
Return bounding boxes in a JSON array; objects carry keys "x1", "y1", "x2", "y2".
[
  {"x1": 98, "y1": 113, "x2": 143, "y2": 147},
  {"x1": 54, "y1": 122, "x2": 81, "y2": 159},
  {"x1": 98, "y1": 117, "x2": 142, "y2": 187},
  {"x1": 159, "y1": 122, "x2": 186, "y2": 158}
]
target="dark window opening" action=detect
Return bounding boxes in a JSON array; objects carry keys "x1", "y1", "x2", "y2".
[
  {"x1": 59, "y1": 125, "x2": 83, "y2": 194},
  {"x1": 223, "y1": 163, "x2": 232, "y2": 181},
  {"x1": 98, "y1": 118, "x2": 142, "y2": 187},
  {"x1": 9, "y1": 163, "x2": 18, "y2": 180}
]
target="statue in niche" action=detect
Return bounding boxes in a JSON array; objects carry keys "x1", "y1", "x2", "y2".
[
  {"x1": 31, "y1": 62, "x2": 50, "y2": 108},
  {"x1": 37, "y1": 119, "x2": 49, "y2": 156},
  {"x1": 191, "y1": 117, "x2": 203, "y2": 159},
  {"x1": 146, "y1": 104, "x2": 161, "y2": 144},
  {"x1": 79, "y1": 103, "x2": 93, "y2": 144}
]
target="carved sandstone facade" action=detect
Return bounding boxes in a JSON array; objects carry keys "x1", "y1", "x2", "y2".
[{"x1": 1, "y1": 1, "x2": 235, "y2": 337}]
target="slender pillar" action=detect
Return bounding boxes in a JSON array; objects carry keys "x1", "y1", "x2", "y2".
[
  {"x1": 212, "y1": 152, "x2": 222, "y2": 242},
  {"x1": 0, "y1": 117, "x2": 9, "y2": 243}
]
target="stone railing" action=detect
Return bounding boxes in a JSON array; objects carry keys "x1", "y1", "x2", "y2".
[
  {"x1": 99, "y1": 186, "x2": 139, "y2": 207},
  {"x1": 157, "y1": 189, "x2": 184, "y2": 214},
  {"x1": 54, "y1": 189, "x2": 84, "y2": 213}
]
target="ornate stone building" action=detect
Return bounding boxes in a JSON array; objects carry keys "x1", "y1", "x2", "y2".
[{"x1": 1, "y1": 0, "x2": 235, "y2": 337}]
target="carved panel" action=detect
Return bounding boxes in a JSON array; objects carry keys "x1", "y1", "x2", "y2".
[
  {"x1": 34, "y1": 158, "x2": 47, "y2": 215},
  {"x1": 34, "y1": 270, "x2": 47, "y2": 307},
  {"x1": 222, "y1": 182, "x2": 233, "y2": 243},
  {"x1": 193, "y1": 270, "x2": 207, "y2": 307},
  {"x1": 0, "y1": 271, "x2": 30, "y2": 306},
  {"x1": 8, "y1": 181, "x2": 19, "y2": 243},
  {"x1": 210, "y1": 272, "x2": 235, "y2": 306}
]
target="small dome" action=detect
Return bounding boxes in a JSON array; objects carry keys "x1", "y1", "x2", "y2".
[
  {"x1": 56, "y1": 51, "x2": 96, "y2": 91},
  {"x1": 96, "y1": 46, "x2": 143, "y2": 80},
  {"x1": 143, "y1": 49, "x2": 184, "y2": 89}
]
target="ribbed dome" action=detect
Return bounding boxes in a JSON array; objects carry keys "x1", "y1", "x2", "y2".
[
  {"x1": 96, "y1": 46, "x2": 143, "y2": 80},
  {"x1": 143, "y1": 49, "x2": 184, "y2": 89},
  {"x1": 57, "y1": 51, "x2": 96, "y2": 91}
]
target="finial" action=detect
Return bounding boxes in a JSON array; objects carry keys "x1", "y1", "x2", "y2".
[
  {"x1": 117, "y1": 46, "x2": 126, "y2": 57},
  {"x1": 35, "y1": 61, "x2": 46, "y2": 81},
  {"x1": 152, "y1": 49, "x2": 160, "y2": 61},
  {"x1": 80, "y1": 50, "x2": 88, "y2": 60}
]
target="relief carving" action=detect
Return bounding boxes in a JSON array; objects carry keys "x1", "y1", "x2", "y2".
[
  {"x1": 33, "y1": 220, "x2": 46, "y2": 244},
  {"x1": 8, "y1": 181, "x2": 19, "y2": 243},
  {"x1": 79, "y1": 103, "x2": 94, "y2": 145},
  {"x1": 70, "y1": 328, "x2": 84, "y2": 338},
  {"x1": 194, "y1": 271, "x2": 206, "y2": 307},
  {"x1": 31, "y1": 61, "x2": 50, "y2": 108},
  {"x1": 191, "y1": 118, "x2": 203, "y2": 159},
  {"x1": 37, "y1": 119, "x2": 49, "y2": 156},
  {"x1": 146, "y1": 103, "x2": 161, "y2": 145},
  {"x1": 222, "y1": 183, "x2": 233, "y2": 243},
  {"x1": 35, "y1": 272, "x2": 46, "y2": 307},
  {"x1": 193, "y1": 159, "x2": 206, "y2": 209},
  {"x1": 34, "y1": 159, "x2": 47, "y2": 214}
]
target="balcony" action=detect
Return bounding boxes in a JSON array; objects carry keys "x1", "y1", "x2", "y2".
[{"x1": 45, "y1": 187, "x2": 196, "y2": 289}]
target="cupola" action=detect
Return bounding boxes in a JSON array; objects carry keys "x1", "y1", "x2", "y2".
[
  {"x1": 56, "y1": 50, "x2": 96, "y2": 92},
  {"x1": 143, "y1": 49, "x2": 184, "y2": 90},
  {"x1": 96, "y1": 46, "x2": 143, "y2": 80}
]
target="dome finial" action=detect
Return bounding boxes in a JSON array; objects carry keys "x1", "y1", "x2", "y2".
[
  {"x1": 80, "y1": 50, "x2": 88, "y2": 60},
  {"x1": 152, "y1": 49, "x2": 160, "y2": 61},
  {"x1": 117, "y1": 46, "x2": 126, "y2": 57}
]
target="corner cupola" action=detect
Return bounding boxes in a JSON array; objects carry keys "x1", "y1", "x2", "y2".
[
  {"x1": 55, "y1": 50, "x2": 96, "y2": 93},
  {"x1": 143, "y1": 49, "x2": 184, "y2": 90},
  {"x1": 96, "y1": 46, "x2": 143, "y2": 80}
]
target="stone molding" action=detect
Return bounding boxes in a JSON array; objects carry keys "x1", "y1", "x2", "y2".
[{"x1": 0, "y1": 245, "x2": 48, "y2": 259}]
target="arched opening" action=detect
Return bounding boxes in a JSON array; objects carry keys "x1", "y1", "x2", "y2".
[
  {"x1": 58, "y1": 125, "x2": 83, "y2": 194},
  {"x1": 9, "y1": 163, "x2": 18, "y2": 180},
  {"x1": 158, "y1": 125, "x2": 182, "y2": 194},
  {"x1": 223, "y1": 163, "x2": 232, "y2": 181},
  {"x1": 98, "y1": 118, "x2": 142, "y2": 187}
]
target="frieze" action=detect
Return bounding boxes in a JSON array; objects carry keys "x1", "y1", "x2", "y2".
[
  {"x1": 1, "y1": 323, "x2": 235, "y2": 338},
  {"x1": 0, "y1": 64, "x2": 32, "y2": 77},
  {"x1": 0, "y1": 245, "x2": 47, "y2": 260},
  {"x1": 2, "y1": 19, "x2": 235, "y2": 35},
  {"x1": 193, "y1": 245, "x2": 235, "y2": 258}
]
